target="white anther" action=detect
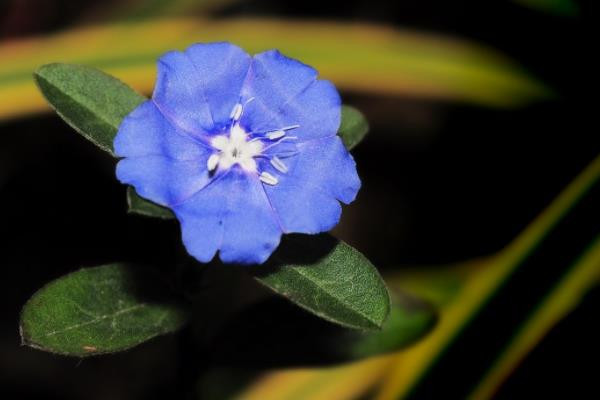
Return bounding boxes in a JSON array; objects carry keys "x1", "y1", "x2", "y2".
[
  {"x1": 207, "y1": 153, "x2": 220, "y2": 172},
  {"x1": 281, "y1": 124, "x2": 300, "y2": 131},
  {"x1": 230, "y1": 103, "x2": 243, "y2": 120},
  {"x1": 259, "y1": 171, "x2": 279, "y2": 185},
  {"x1": 270, "y1": 156, "x2": 288, "y2": 173},
  {"x1": 266, "y1": 130, "x2": 285, "y2": 140}
]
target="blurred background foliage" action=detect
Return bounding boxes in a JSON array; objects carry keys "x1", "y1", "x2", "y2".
[{"x1": 0, "y1": 0, "x2": 596, "y2": 399}]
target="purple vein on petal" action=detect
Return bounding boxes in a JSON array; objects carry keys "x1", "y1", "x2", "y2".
[{"x1": 150, "y1": 98, "x2": 214, "y2": 151}]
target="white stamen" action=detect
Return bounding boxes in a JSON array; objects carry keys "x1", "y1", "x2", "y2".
[
  {"x1": 270, "y1": 156, "x2": 288, "y2": 173},
  {"x1": 262, "y1": 136, "x2": 298, "y2": 152},
  {"x1": 230, "y1": 103, "x2": 243, "y2": 121},
  {"x1": 264, "y1": 125, "x2": 300, "y2": 140},
  {"x1": 266, "y1": 130, "x2": 285, "y2": 140},
  {"x1": 259, "y1": 171, "x2": 279, "y2": 185},
  {"x1": 207, "y1": 153, "x2": 220, "y2": 171}
]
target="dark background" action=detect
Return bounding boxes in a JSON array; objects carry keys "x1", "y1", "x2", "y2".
[{"x1": 0, "y1": 0, "x2": 597, "y2": 399}]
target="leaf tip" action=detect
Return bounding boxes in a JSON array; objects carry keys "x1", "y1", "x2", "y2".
[
  {"x1": 33, "y1": 62, "x2": 63, "y2": 81},
  {"x1": 370, "y1": 289, "x2": 393, "y2": 331}
]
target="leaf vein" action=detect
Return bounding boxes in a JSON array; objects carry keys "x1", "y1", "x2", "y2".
[{"x1": 42, "y1": 303, "x2": 146, "y2": 338}]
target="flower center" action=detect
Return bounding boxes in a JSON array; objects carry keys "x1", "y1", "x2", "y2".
[
  {"x1": 208, "y1": 124, "x2": 262, "y2": 172},
  {"x1": 206, "y1": 102, "x2": 300, "y2": 186}
]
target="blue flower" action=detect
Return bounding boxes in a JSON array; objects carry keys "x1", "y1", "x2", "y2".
[{"x1": 114, "y1": 42, "x2": 360, "y2": 264}]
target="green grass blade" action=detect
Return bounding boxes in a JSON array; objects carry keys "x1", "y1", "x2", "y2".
[{"x1": 468, "y1": 235, "x2": 600, "y2": 399}]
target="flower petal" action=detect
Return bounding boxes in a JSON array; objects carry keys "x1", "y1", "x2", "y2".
[
  {"x1": 173, "y1": 170, "x2": 282, "y2": 265},
  {"x1": 240, "y1": 50, "x2": 318, "y2": 133},
  {"x1": 263, "y1": 135, "x2": 360, "y2": 233},
  {"x1": 184, "y1": 43, "x2": 252, "y2": 127},
  {"x1": 267, "y1": 179, "x2": 342, "y2": 234},
  {"x1": 171, "y1": 183, "x2": 225, "y2": 264},
  {"x1": 116, "y1": 154, "x2": 212, "y2": 207},
  {"x1": 114, "y1": 100, "x2": 207, "y2": 160},
  {"x1": 153, "y1": 43, "x2": 251, "y2": 134},
  {"x1": 251, "y1": 80, "x2": 341, "y2": 143}
]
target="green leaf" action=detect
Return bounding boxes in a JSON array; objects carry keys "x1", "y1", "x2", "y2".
[
  {"x1": 338, "y1": 105, "x2": 369, "y2": 150},
  {"x1": 32, "y1": 63, "x2": 169, "y2": 218},
  {"x1": 255, "y1": 234, "x2": 391, "y2": 330},
  {"x1": 127, "y1": 187, "x2": 175, "y2": 219},
  {"x1": 20, "y1": 263, "x2": 188, "y2": 357},
  {"x1": 33, "y1": 63, "x2": 145, "y2": 155}
]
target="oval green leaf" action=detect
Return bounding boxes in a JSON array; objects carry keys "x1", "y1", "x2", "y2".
[
  {"x1": 20, "y1": 263, "x2": 188, "y2": 357},
  {"x1": 338, "y1": 105, "x2": 369, "y2": 150},
  {"x1": 34, "y1": 63, "x2": 145, "y2": 155},
  {"x1": 255, "y1": 234, "x2": 391, "y2": 330}
]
